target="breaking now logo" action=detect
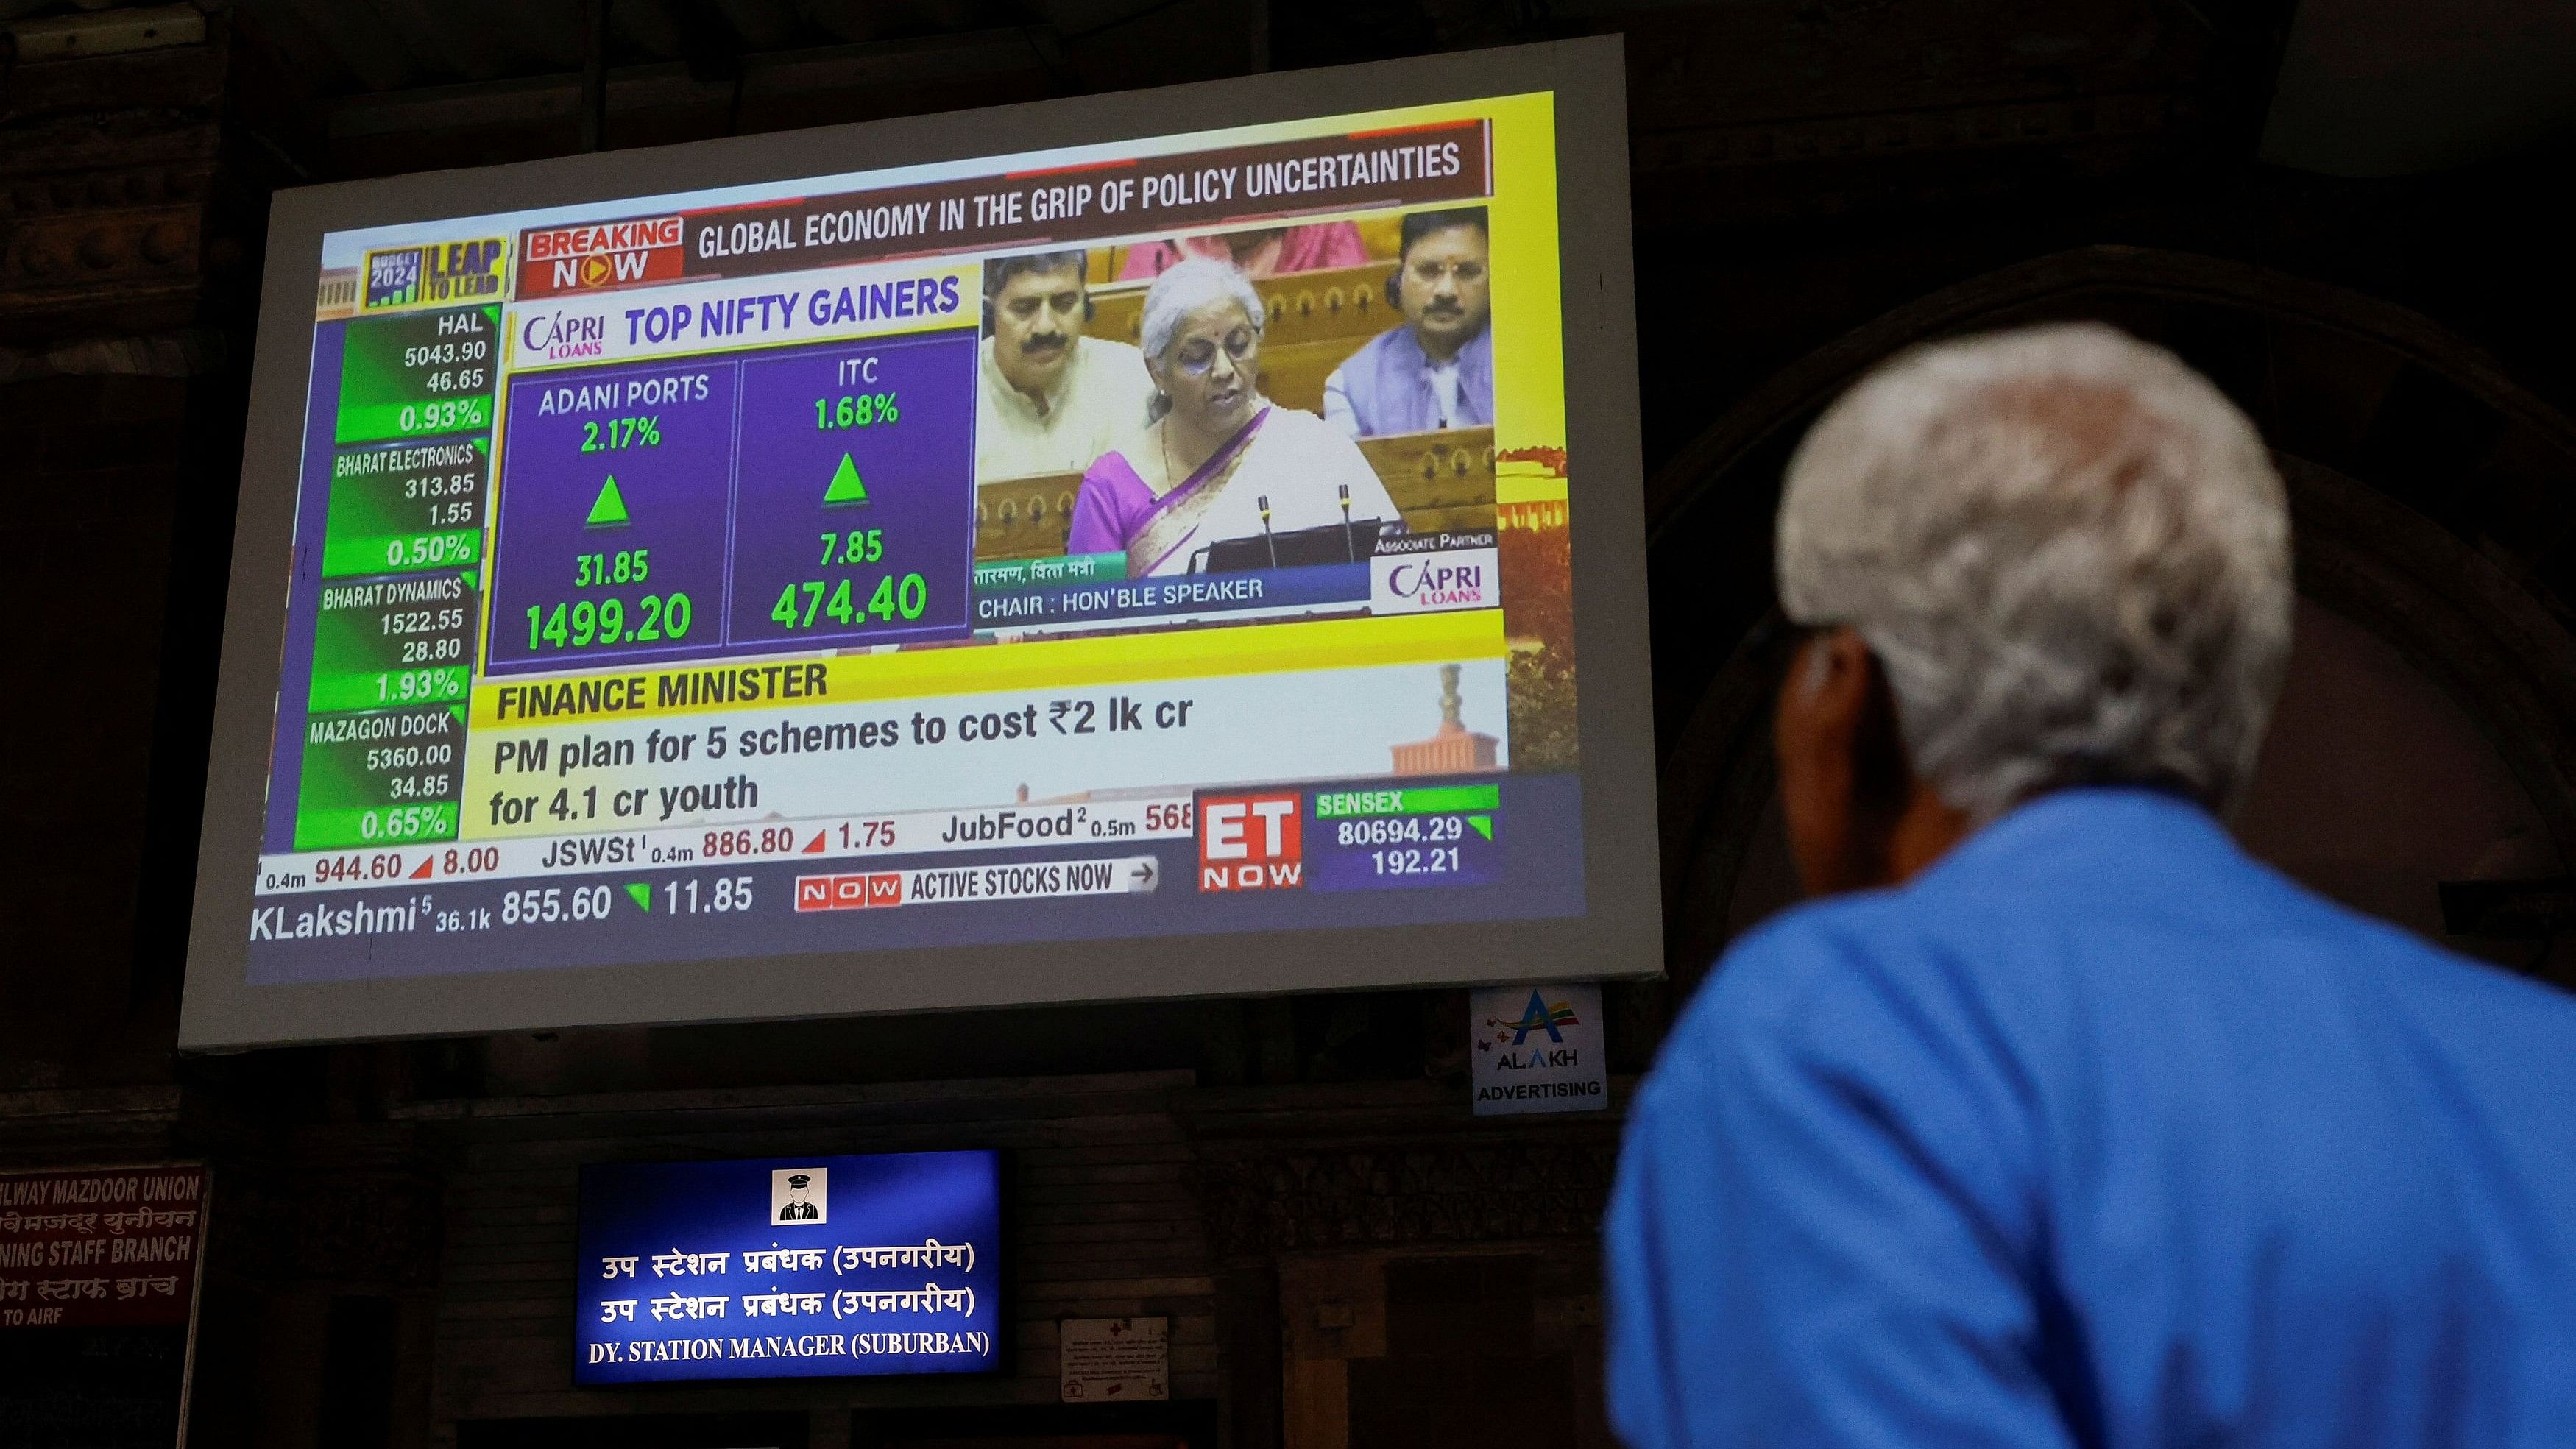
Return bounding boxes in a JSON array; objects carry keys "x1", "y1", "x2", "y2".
[
  {"x1": 1197, "y1": 793, "x2": 1303, "y2": 890},
  {"x1": 517, "y1": 216, "x2": 685, "y2": 298},
  {"x1": 794, "y1": 872, "x2": 905, "y2": 911}
]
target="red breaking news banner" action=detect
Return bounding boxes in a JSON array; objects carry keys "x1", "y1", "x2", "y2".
[{"x1": 0, "y1": 1166, "x2": 208, "y2": 1330}]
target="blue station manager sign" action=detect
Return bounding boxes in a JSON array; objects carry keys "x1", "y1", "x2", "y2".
[{"x1": 574, "y1": 1150, "x2": 1000, "y2": 1383}]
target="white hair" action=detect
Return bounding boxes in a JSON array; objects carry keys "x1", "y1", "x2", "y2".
[
  {"x1": 1139, "y1": 255, "x2": 1265, "y2": 364},
  {"x1": 1777, "y1": 322, "x2": 2292, "y2": 821}
]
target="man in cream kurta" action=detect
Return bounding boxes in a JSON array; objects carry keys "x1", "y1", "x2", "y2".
[{"x1": 974, "y1": 251, "x2": 1153, "y2": 482}]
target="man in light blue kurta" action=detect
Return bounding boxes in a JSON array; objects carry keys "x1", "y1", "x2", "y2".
[
  {"x1": 1607, "y1": 325, "x2": 2576, "y2": 1448},
  {"x1": 1323, "y1": 208, "x2": 1493, "y2": 438}
]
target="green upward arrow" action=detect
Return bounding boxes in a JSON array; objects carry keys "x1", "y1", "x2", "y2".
[
  {"x1": 824, "y1": 453, "x2": 869, "y2": 506},
  {"x1": 586, "y1": 475, "x2": 631, "y2": 528}
]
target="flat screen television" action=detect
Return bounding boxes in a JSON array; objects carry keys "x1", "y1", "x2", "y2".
[{"x1": 180, "y1": 38, "x2": 1657, "y2": 1048}]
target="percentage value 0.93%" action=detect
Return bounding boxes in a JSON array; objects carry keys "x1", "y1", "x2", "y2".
[{"x1": 815, "y1": 392, "x2": 899, "y2": 430}]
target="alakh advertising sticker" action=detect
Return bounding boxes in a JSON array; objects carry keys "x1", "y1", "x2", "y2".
[{"x1": 1471, "y1": 982, "x2": 1606, "y2": 1116}]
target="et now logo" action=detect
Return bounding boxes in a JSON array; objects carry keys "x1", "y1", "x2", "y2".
[{"x1": 1197, "y1": 793, "x2": 1303, "y2": 891}]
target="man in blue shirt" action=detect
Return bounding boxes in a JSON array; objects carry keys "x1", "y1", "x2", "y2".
[
  {"x1": 1323, "y1": 208, "x2": 1494, "y2": 437},
  {"x1": 1607, "y1": 324, "x2": 2576, "y2": 1447}
]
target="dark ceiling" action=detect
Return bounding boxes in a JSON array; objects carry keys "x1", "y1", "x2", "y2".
[
  {"x1": 2260, "y1": 0, "x2": 2576, "y2": 175},
  {"x1": 7, "y1": 0, "x2": 2573, "y2": 183},
  {"x1": 236, "y1": 0, "x2": 1051, "y2": 96},
  {"x1": 205, "y1": 0, "x2": 1292, "y2": 174}
]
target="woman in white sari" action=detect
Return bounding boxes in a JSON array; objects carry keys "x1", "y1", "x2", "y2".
[{"x1": 1066, "y1": 258, "x2": 1402, "y2": 578}]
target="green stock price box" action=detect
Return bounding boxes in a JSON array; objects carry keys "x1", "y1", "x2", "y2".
[
  {"x1": 333, "y1": 305, "x2": 498, "y2": 446},
  {"x1": 321, "y1": 437, "x2": 487, "y2": 579},
  {"x1": 291, "y1": 703, "x2": 466, "y2": 851},
  {"x1": 304, "y1": 571, "x2": 478, "y2": 715}
]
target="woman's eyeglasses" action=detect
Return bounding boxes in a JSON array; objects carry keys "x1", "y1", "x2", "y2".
[{"x1": 1174, "y1": 327, "x2": 1257, "y2": 376}]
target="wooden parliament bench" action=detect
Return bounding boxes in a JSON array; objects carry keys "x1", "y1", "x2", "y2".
[
  {"x1": 1088, "y1": 260, "x2": 1402, "y2": 417},
  {"x1": 974, "y1": 423, "x2": 1497, "y2": 561}
]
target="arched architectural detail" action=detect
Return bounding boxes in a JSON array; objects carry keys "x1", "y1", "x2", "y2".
[{"x1": 1650, "y1": 247, "x2": 2576, "y2": 990}]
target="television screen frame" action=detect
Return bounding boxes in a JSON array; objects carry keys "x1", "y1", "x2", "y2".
[{"x1": 180, "y1": 37, "x2": 1658, "y2": 1049}]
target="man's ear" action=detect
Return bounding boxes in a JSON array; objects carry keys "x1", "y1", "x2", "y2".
[
  {"x1": 1777, "y1": 628, "x2": 1872, "y2": 896},
  {"x1": 1774, "y1": 626, "x2": 1972, "y2": 896},
  {"x1": 1774, "y1": 628, "x2": 1917, "y2": 895}
]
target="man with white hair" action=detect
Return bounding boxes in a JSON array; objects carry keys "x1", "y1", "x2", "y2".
[{"x1": 1606, "y1": 324, "x2": 2576, "y2": 1447}]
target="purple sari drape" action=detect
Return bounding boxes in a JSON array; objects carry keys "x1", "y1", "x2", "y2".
[{"x1": 1066, "y1": 408, "x2": 1271, "y2": 577}]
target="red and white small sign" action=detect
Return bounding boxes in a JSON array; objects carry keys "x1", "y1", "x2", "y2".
[
  {"x1": 0, "y1": 1166, "x2": 209, "y2": 1330},
  {"x1": 795, "y1": 871, "x2": 906, "y2": 912},
  {"x1": 1197, "y1": 793, "x2": 1303, "y2": 891},
  {"x1": 797, "y1": 857, "x2": 1159, "y2": 911}
]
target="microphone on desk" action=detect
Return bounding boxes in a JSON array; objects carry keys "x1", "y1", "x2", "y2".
[
  {"x1": 1338, "y1": 483, "x2": 1356, "y2": 563},
  {"x1": 1258, "y1": 494, "x2": 1278, "y2": 570}
]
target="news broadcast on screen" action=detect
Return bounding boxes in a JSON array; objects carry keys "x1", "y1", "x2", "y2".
[{"x1": 183, "y1": 46, "x2": 1654, "y2": 1045}]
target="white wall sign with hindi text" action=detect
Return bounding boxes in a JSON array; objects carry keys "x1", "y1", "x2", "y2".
[{"x1": 1060, "y1": 1315, "x2": 1168, "y2": 1402}]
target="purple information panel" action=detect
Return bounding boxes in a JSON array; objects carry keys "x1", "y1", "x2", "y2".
[
  {"x1": 1304, "y1": 784, "x2": 1507, "y2": 892},
  {"x1": 482, "y1": 331, "x2": 977, "y2": 674},
  {"x1": 488, "y1": 361, "x2": 740, "y2": 672},
  {"x1": 727, "y1": 334, "x2": 977, "y2": 649}
]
